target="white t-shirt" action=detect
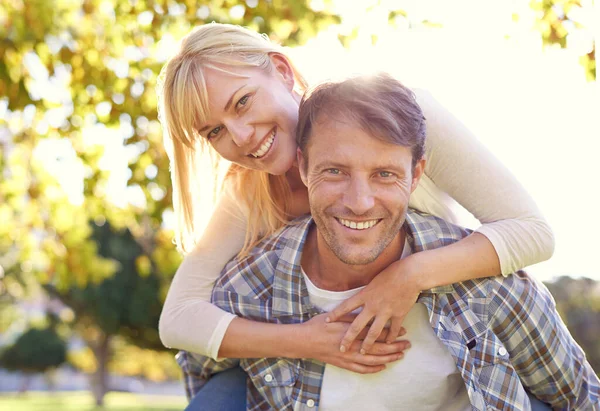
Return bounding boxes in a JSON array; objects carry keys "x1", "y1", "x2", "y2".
[
  {"x1": 158, "y1": 89, "x2": 555, "y2": 358},
  {"x1": 302, "y1": 243, "x2": 471, "y2": 411}
]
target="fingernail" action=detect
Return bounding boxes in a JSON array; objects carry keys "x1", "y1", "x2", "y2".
[
  {"x1": 405, "y1": 343, "x2": 411, "y2": 349},
  {"x1": 325, "y1": 317, "x2": 331, "y2": 323},
  {"x1": 340, "y1": 345, "x2": 346, "y2": 353},
  {"x1": 360, "y1": 348, "x2": 366, "y2": 355}
]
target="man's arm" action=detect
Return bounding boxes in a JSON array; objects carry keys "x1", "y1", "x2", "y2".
[{"x1": 489, "y1": 272, "x2": 599, "y2": 410}]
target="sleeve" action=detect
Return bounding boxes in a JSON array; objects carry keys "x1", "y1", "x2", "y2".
[
  {"x1": 414, "y1": 89, "x2": 555, "y2": 275},
  {"x1": 489, "y1": 273, "x2": 600, "y2": 410},
  {"x1": 159, "y1": 181, "x2": 249, "y2": 359}
]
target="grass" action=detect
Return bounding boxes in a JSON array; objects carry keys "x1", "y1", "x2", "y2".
[{"x1": 0, "y1": 391, "x2": 187, "y2": 411}]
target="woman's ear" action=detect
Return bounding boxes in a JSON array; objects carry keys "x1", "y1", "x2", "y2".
[{"x1": 269, "y1": 53, "x2": 295, "y2": 91}]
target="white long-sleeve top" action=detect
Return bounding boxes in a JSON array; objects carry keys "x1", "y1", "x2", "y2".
[{"x1": 158, "y1": 89, "x2": 555, "y2": 359}]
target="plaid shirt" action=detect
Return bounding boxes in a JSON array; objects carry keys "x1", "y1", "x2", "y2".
[{"x1": 177, "y1": 211, "x2": 600, "y2": 411}]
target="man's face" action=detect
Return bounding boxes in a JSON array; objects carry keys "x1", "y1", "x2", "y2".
[{"x1": 298, "y1": 117, "x2": 425, "y2": 265}]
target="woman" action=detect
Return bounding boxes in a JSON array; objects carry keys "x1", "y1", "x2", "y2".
[{"x1": 157, "y1": 23, "x2": 554, "y2": 406}]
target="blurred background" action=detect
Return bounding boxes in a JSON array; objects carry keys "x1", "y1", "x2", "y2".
[{"x1": 0, "y1": 0, "x2": 598, "y2": 409}]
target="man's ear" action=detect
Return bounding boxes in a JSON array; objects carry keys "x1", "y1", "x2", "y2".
[
  {"x1": 297, "y1": 148, "x2": 308, "y2": 187},
  {"x1": 269, "y1": 53, "x2": 295, "y2": 92},
  {"x1": 410, "y1": 158, "x2": 426, "y2": 193}
]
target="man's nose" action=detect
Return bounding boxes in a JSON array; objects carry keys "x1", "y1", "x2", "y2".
[
  {"x1": 344, "y1": 177, "x2": 375, "y2": 215},
  {"x1": 227, "y1": 121, "x2": 253, "y2": 147}
]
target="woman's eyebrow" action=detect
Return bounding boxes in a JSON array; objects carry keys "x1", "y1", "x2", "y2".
[
  {"x1": 198, "y1": 85, "x2": 246, "y2": 133},
  {"x1": 224, "y1": 85, "x2": 245, "y2": 111}
]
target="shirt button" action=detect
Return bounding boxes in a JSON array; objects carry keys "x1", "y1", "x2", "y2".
[
  {"x1": 264, "y1": 374, "x2": 273, "y2": 382},
  {"x1": 498, "y1": 347, "x2": 507, "y2": 356},
  {"x1": 307, "y1": 399, "x2": 315, "y2": 407}
]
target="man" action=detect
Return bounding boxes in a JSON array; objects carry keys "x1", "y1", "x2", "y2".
[{"x1": 178, "y1": 73, "x2": 600, "y2": 410}]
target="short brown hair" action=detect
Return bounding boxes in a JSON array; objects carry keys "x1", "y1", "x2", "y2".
[{"x1": 296, "y1": 73, "x2": 426, "y2": 169}]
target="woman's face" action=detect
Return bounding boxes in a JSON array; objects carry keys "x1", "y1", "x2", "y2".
[{"x1": 197, "y1": 55, "x2": 301, "y2": 175}]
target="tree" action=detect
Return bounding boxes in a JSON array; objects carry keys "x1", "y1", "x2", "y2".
[
  {"x1": 544, "y1": 276, "x2": 600, "y2": 373},
  {"x1": 0, "y1": 325, "x2": 67, "y2": 392},
  {"x1": 45, "y1": 220, "x2": 169, "y2": 405}
]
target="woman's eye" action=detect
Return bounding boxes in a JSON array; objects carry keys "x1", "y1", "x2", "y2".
[
  {"x1": 236, "y1": 94, "x2": 250, "y2": 109},
  {"x1": 207, "y1": 126, "x2": 223, "y2": 139}
]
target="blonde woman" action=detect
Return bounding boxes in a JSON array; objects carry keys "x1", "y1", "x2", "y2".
[{"x1": 157, "y1": 23, "x2": 554, "y2": 407}]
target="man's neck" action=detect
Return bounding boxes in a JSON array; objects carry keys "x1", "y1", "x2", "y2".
[{"x1": 301, "y1": 223, "x2": 405, "y2": 291}]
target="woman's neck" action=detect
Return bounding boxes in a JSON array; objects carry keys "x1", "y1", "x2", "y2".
[
  {"x1": 285, "y1": 165, "x2": 310, "y2": 217},
  {"x1": 286, "y1": 165, "x2": 305, "y2": 192}
]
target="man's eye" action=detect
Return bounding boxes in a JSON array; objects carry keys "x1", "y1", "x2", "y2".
[
  {"x1": 378, "y1": 171, "x2": 394, "y2": 178},
  {"x1": 326, "y1": 168, "x2": 341, "y2": 175},
  {"x1": 236, "y1": 95, "x2": 250, "y2": 109},
  {"x1": 207, "y1": 126, "x2": 223, "y2": 139}
]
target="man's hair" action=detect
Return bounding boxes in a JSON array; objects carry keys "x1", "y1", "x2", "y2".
[{"x1": 296, "y1": 73, "x2": 426, "y2": 169}]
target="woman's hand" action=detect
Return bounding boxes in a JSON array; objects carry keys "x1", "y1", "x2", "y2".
[
  {"x1": 298, "y1": 313, "x2": 410, "y2": 374},
  {"x1": 326, "y1": 255, "x2": 423, "y2": 355}
]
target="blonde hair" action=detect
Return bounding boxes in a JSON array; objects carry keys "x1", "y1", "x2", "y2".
[{"x1": 157, "y1": 23, "x2": 307, "y2": 255}]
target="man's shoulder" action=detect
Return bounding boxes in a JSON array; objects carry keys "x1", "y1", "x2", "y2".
[
  {"x1": 215, "y1": 215, "x2": 311, "y2": 295},
  {"x1": 406, "y1": 209, "x2": 472, "y2": 247}
]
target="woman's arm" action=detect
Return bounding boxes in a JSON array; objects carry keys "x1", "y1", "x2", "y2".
[
  {"x1": 159, "y1": 183, "x2": 247, "y2": 358},
  {"x1": 414, "y1": 88, "x2": 555, "y2": 274},
  {"x1": 327, "y1": 89, "x2": 555, "y2": 353}
]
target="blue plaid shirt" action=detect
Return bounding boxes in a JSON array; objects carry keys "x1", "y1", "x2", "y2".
[{"x1": 178, "y1": 211, "x2": 600, "y2": 410}]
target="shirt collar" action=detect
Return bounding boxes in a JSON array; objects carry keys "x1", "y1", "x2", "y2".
[{"x1": 271, "y1": 210, "x2": 454, "y2": 319}]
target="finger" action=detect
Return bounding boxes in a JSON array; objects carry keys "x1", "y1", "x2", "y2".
[
  {"x1": 368, "y1": 340, "x2": 411, "y2": 356},
  {"x1": 360, "y1": 316, "x2": 390, "y2": 354},
  {"x1": 336, "y1": 313, "x2": 359, "y2": 324},
  {"x1": 386, "y1": 316, "x2": 406, "y2": 344},
  {"x1": 339, "y1": 310, "x2": 374, "y2": 353},
  {"x1": 327, "y1": 295, "x2": 365, "y2": 323},
  {"x1": 371, "y1": 326, "x2": 405, "y2": 342},
  {"x1": 350, "y1": 351, "x2": 405, "y2": 367},
  {"x1": 338, "y1": 361, "x2": 387, "y2": 375}
]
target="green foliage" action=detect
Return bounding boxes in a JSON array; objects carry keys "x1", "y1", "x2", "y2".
[
  {"x1": 530, "y1": 0, "x2": 595, "y2": 80},
  {"x1": 0, "y1": 326, "x2": 67, "y2": 373},
  {"x1": 48, "y1": 221, "x2": 164, "y2": 350},
  {"x1": 545, "y1": 276, "x2": 600, "y2": 373}
]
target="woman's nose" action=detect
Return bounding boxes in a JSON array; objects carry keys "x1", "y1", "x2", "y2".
[{"x1": 228, "y1": 121, "x2": 253, "y2": 147}]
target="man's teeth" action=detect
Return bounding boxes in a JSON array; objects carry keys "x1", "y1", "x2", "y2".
[
  {"x1": 251, "y1": 131, "x2": 275, "y2": 158},
  {"x1": 337, "y1": 218, "x2": 379, "y2": 230}
]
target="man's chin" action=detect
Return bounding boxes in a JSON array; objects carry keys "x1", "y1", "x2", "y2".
[{"x1": 331, "y1": 246, "x2": 379, "y2": 266}]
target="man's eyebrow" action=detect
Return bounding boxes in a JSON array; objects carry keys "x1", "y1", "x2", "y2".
[
  {"x1": 197, "y1": 85, "x2": 246, "y2": 134},
  {"x1": 313, "y1": 160, "x2": 348, "y2": 170}
]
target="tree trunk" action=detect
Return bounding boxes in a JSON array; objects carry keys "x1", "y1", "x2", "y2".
[
  {"x1": 90, "y1": 333, "x2": 111, "y2": 406},
  {"x1": 19, "y1": 374, "x2": 32, "y2": 393}
]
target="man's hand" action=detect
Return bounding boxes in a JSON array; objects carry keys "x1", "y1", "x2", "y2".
[
  {"x1": 325, "y1": 256, "x2": 422, "y2": 355},
  {"x1": 298, "y1": 313, "x2": 410, "y2": 374}
]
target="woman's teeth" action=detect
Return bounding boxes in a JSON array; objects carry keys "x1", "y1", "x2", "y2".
[
  {"x1": 337, "y1": 218, "x2": 379, "y2": 230},
  {"x1": 251, "y1": 131, "x2": 275, "y2": 158}
]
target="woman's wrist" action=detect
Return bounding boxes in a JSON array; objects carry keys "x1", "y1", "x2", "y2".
[
  {"x1": 397, "y1": 253, "x2": 430, "y2": 292},
  {"x1": 401, "y1": 232, "x2": 501, "y2": 292}
]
